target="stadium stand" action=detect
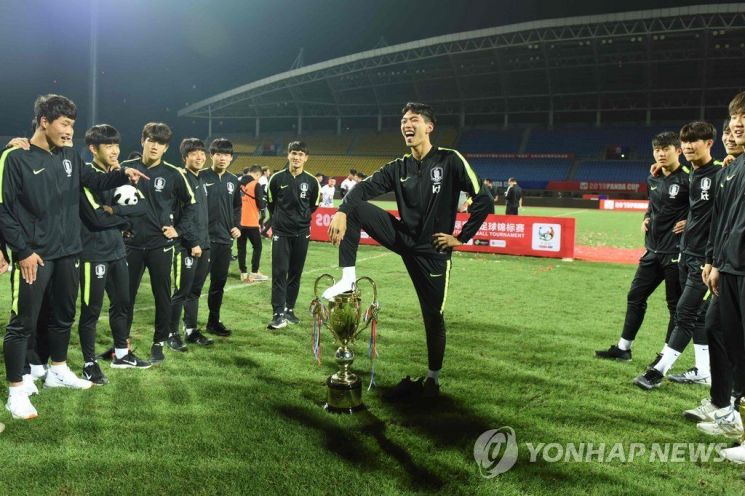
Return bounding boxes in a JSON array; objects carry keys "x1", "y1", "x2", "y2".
[
  {"x1": 573, "y1": 160, "x2": 651, "y2": 183},
  {"x1": 458, "y1": 128, "x2": 524, "y2": 154}
]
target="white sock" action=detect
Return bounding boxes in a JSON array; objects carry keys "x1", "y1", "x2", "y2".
[
  {"x1": 341, "y1": 266, "x2": 356, "y2": 283},
  {"x1": 8, "y1": 385, "x2": 26, "y2": 397},
  {"x1": 30, "y1": 364, "x2": 46, "y2": 376},
  {"x1": 694, "y1": 344, "x2": 710, "y2": 377},
  {"x1": 115, "y1": 348, "x2": 129, "y2": 359},
  {"x1": 427, "y1": 369, "x2": 440, "y2": 384},
  {"x1": 184, "y1": 328, "x2": 194, "y2": 337},
  {"x1": 617, "y1": 338, "x2": 633, "y2": 351},
  {"x1": 50, "y1": 363, "x2": 67, "y2": 373},
  {"x1": 654, "y1": 345, "x2": 681, "y2": 374}
]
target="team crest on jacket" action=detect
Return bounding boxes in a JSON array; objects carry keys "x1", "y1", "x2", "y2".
[
  {"x1": 154, "y1": 177, "x2": 166, "y2": 192},
  {"x1": 63, "y1": 159, "x2": 73, "y2": 177},
  {"x1": 669, "y1": 184, "x2": 680, "y2": 198},
  {"x1": 184, "y1": 257, "x2": 194, "y2": 268},
  {"x1": 300, "y1": 182, "x2": 309, "y2": 198},
  {"x1": 431, "y1": 166, "x2": 443, "y2": 193},
  {"x1": 227, "y1": 182, "x2": 235, "y2": 194},
  {"x1": 95, "y1": 264, "x2": 106, "y2": 279},
  {"x1": 700, "y1": 177, "x2": 711, "y2": 201}
]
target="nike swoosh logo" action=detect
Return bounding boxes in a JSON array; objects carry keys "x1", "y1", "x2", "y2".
[
  {"x1": 727, "y1": 175, "x2": 736, "y2": 181},
  {"x1": 400, "y1": 177, "x2": 410, "y2": 182},
  {"x1": 205, "y1": 183, "x2": 215, "y2": 186},
  {"x1": 429, "y1": 273, "x2": 443, "y2": 278},
  {"x1": 33, "y1": 168, "x2": 45, "y2": 175},
  {"x1": 121, "y1": 359, "x2": 137, "y2": 366},
  {"x1": 164, "y1": 246, "x2": 174, "y2": 252},
  {"x1": 650, "y1": 186, "x2": 657, "y2": 190},
  {"x1": 75, "y1": 261, "x2": 80, "y2": 268},
  {"x1": 281, "y1": 185, "x2": 289, "y2": 189}
]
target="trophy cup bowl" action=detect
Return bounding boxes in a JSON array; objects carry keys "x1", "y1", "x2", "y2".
[{"x1": 311, "y1": 274, "x2": 379, "y2": 414}]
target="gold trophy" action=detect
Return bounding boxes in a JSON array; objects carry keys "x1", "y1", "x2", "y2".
[{"x1": 309, "y1": 274, "x2": 380, "y2": 414}]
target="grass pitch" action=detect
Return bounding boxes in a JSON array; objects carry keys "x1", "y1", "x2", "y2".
[{"x1": 1, "y1": 206, "x2": 742, "y2": 495}]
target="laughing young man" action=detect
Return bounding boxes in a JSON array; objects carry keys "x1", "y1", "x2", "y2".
[
  {"x1": 324, "y1": 102, "x2": 491, "y2": 399},
  {"x1": 0, "y1": 95, "x2": 146, "y2": 419}
]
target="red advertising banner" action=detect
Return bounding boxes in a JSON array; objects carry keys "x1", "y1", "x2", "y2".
[
  {"x1": 547, "y1": 181, "x2": 647, "y2": 193},
  {"x1": 310, "y1": 208, "x2": 576, "y2": 259},
  {"x1": 599, "y1": 199, "x2": 649, "y2": 211}
]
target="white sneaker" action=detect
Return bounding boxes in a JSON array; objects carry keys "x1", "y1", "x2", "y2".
[
  {"x1": 668, "y1": 367, "x2": 711, "y2": 385},
  {"x1": 240, "y1": 272, "x2": 249, "y2": 282},
  {"x1": 249, "y1": 272, "x2": 269, "y2": 282},
  {"x1": 5, "y1": 392, "x2": 38, "y2": 420},
  {"x1": 22, "y1": 374, "x2": 38, "y2": 396},
  {"x1": 683, "y1": 399, "x2": 719, "y2": 422},
  {"x1": 697, "y1": 407, "x2": 743, "y2": 439},
  {"x1": 322, "y1": 279, "x2": 355, "y2": 300},
  {"x1": 44, "y1": 365, "x2": 93, "y2": 390},
  {"x1": 720, "y1": 444, "x2": 745, "y2": 464}
]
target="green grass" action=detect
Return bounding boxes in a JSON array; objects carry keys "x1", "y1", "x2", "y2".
[{"x1": 1, "y1": 207, "x2": 740, "y2": 495}]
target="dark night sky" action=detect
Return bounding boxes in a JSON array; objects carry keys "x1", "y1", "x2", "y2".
[{"x1": 0, "y1": 0, "x2": 711, "y2": 150}]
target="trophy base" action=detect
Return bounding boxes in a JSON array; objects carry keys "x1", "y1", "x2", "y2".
[{"x1": 324, "y1": 376, "x2": 365, "y2": 414}]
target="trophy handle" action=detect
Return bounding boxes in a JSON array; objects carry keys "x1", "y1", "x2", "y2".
[
  {"x1": 313, "y1": 273, "x2": 336, "y2": 298},
  {"x1": 353, "y1": 276, "x2": 379, "y2": 339}
]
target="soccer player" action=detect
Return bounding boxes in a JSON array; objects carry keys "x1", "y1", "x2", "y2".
[
  {"x1": 324, "y1": 102, "x2": 492, "y2": 399},
  {"x1": 504, "y1": 177, "x2": 522, "y2": 215},
  {"x1": 238, "y1": 165, "x2": 268, "y2": 283},
  {"x1": 266, "y1": 141, "x2": 320, "y2": 329},
  {"x1": 168, "y1": 138, "x2": 214, "y2": 351},
  {"x1": 123, "y1": 123, "x2": 196, "y2": 365},
  {"x1": 0, "y1": 94, "x2": 146, "y2": 419},
  {"x1": 595, "y1": 132, "x2": 689, "y2": 362},
  {"x1": 633, "y1": 122, "x2": 719, "y2": 389},
  {"x1": 340, "y1": 169, "x2": 357, "y2": 198},
  {"x1": 199, "y1": 138, "x2": 242, "y2": 336},
  {"x1": 78, "y1": 124, "x2": 152, "y2": 383},
  {"x1": 320, "y1": 177, "x2": 336, "y2": 207},
  {"x1": 686, "y1": 117, "x2": 745, "y2": 438},
  {"x1": 258, "y1": 166, "x2": 271, "y2": 235}
]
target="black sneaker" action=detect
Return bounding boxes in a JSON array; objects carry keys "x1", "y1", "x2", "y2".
[
  {"x1": 206, "y1": 322, "x2": 232, "y2": 337},
  {"x1": 634, "y1": 368, "x2": 664, "y2": 390},
  {"x1": 111, "y1": 351, "x2": 152, "y2": 369},
  {"x1": 422, "y1": 377, "x2": 440, "y2": 399},
  {"x1": 167, "y1": 332, "x2": 188, "y2": 352},
  {"x1": 185, "y1": 329, "x2": 214, "y2": 346},
  {"x1": 284, "y1": 308, "x2": 300, "y2": 325},
  {"x1": 82, "y1": 362, "x2": 109, "y2": 386},
  {"x1": 150, "y1": 343, "x2": 165, "y2": 365},
  {"x1": 267, "y1": 313, "x2": 287, "y2": 330},
  {"x1": 382, "y1": 376, "x2": 423, "y2": 401},
  {"x1": 96, "y1": 346, "x2": 115, "y2": 362},
  {"x1": 595, "y1": 345, "x2": 632, "y2": 361}
]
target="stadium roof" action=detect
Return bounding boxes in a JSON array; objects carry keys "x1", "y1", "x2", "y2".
[{"x1": 179, "y1": 4, "x2": 745, "y2": 122}]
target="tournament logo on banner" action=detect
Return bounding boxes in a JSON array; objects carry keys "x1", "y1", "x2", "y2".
[{"x1": 531, "y1": 224, "x2": 561, "y2": 252}]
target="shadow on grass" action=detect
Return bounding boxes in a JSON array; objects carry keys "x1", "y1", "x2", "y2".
[{"x1": 273, "y1": 403, "x2": 446, "y2": 491}]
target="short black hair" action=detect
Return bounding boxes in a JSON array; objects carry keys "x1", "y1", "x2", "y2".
[
  {"x1": 652, "y1": 131, "x2": 680, "y2": 149},
  {"x1": 729, "y1": 91, "x2": 745, "y2": 116},
  {"x1": 349, "y1": 168, "x2": 357, "y2": 175},
  {"x1": 85, "y1": 124, "x2": 120, "y2": 147},
  {"x1": 508, "y1": 177, "x2": 516, "y2": 183},
  {"x1": 261, "y1": 167, "x2": 270, "y2": 174},
  {"x1": 34, "y1": 94, "x2": 77, "y2": 125},
  {"x1": 142, "y1": 122, "x2": 172, "y2": 144},
  {"x1": 210, "y1": 138, "x2": 233, "y2": 155},
  {"x1": 287, "y1": 141, "x2": 309, "y2": 154},
  {"x1": 723, "y1": 118, "x2": 731, "y2": 134},
  {"x1": 356, "y1": 172, "x2": 367, "y2": 180},
  {"x1": 401, "y1": 102, "x2": 436, "y2": 125},
  {"x1": 249, "y1": 165, "x2": 262, "y2": 174},
  {"x1": 179, "y1": 138, "x2": 205, "y2": 159},
  {"x1": 680, "y1": 121, "x2": 716, "y2": 143},
  {"x1": 127, "y1": 151, "x2": 142, "y2": 161}
]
